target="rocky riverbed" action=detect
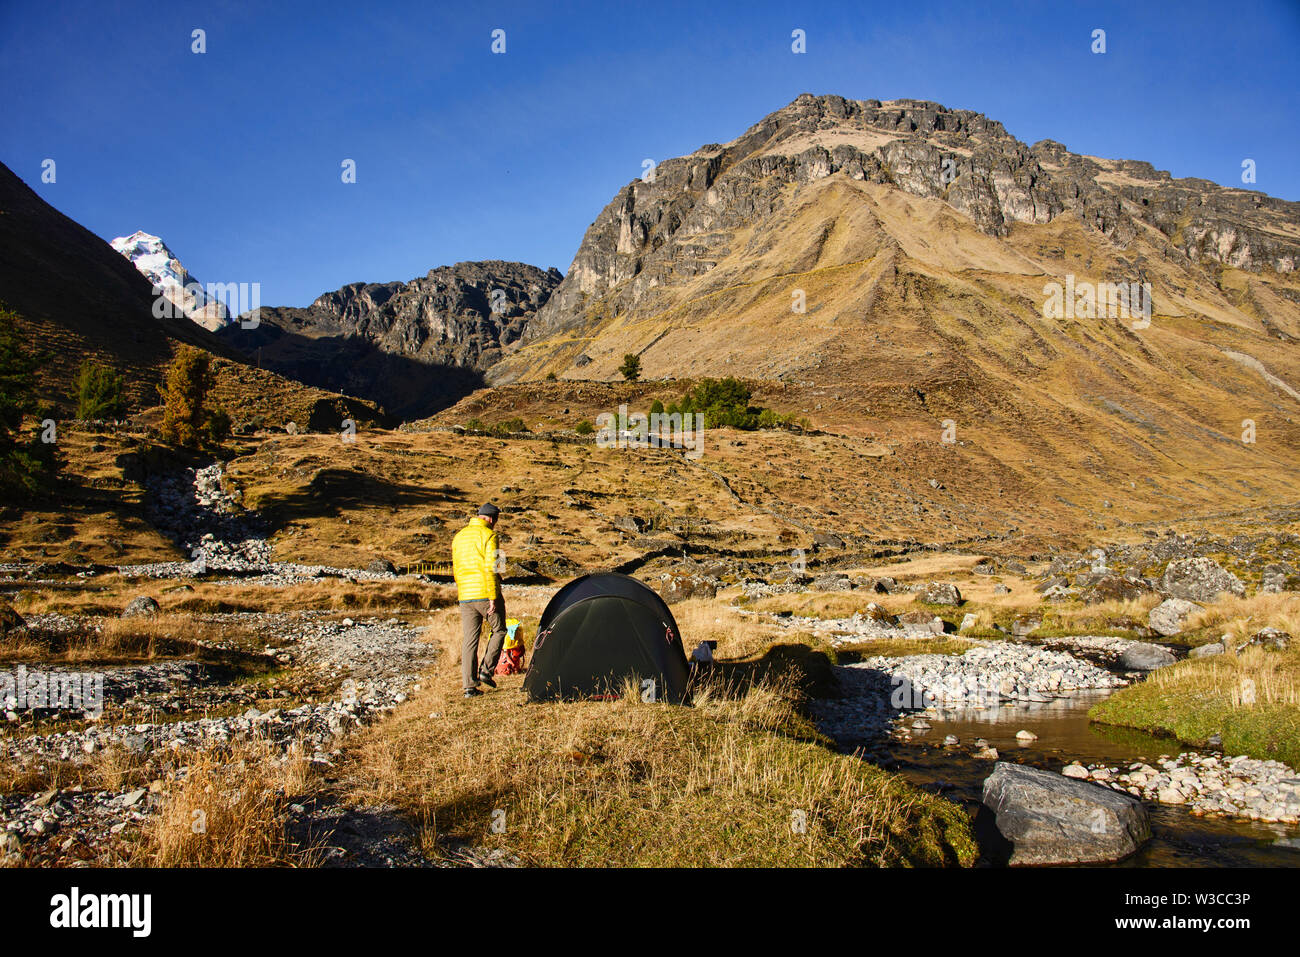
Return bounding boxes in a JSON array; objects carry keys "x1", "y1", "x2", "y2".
[
  {"x1": 1064, "y1": 752, "x2": 1300, "y2": 825},
  {"x1": 1, "y1": 612, "x2": 438, "y2": 865}
]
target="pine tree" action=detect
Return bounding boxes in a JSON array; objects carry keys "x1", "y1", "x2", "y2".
[
  {"x1": 0, "y1": 305, "x2": 61, "y2": 496},
  {"x1": 74, "y1": 360, "x2": 126, "y2": 420},
  {"x1": 159, "y1": 346, "x2": 228, "y2": 447}
]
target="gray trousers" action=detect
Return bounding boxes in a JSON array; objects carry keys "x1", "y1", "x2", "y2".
[{"x1": 460, "y1": 599, "x2": 506, "y2": 690}]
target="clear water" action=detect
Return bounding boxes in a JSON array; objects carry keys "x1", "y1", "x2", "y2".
[{"x1": 848, "y1": 692, "x2": 1300, "y2": 867}]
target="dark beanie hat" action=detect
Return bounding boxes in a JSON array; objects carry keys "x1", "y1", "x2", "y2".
[{"x1": 478, "y1": 503, "x2": 500, "y2": 519}]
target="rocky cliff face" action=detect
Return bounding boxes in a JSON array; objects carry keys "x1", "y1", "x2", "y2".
[
  {"x1": 221, "y1": 261, "x2": 562, "y2": 419},
  {"x1": 519, "y1": 93, "x2": 1299, "y2": 347}
]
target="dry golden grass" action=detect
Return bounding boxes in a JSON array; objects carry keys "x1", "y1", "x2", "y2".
[
  {"x1": 10, "y1": 578, "x2": 457, "y2": 619},
  {"x1": 0, "y1": 739, "x2": 151, "y2": 797},
  {"x1": 343, "y1": 673, "x2": 973, "y2": 867},
  {"x1": 838, "y1": 636, "x2": 976, "y2": 658},
  {"x1": 0, "y1": 612, "x2": 235, "y2": 664},
  {"x1": 136, "y1": 738, "x2": 322, "y2": 867},
  {"x1": 337, "y1": 592, "x2": 974, "y2": 867},
  {"x1": 1091, "y1": 593, "x2": 1300, "y2": 765},
  {"x1": 1186, "y1": 592, "x2": 1300, "y2": 644}
]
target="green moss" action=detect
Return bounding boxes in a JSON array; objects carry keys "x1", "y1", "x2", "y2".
[{"x1": 1090, "y1": 684, "x2": 1300, "y2": 767}]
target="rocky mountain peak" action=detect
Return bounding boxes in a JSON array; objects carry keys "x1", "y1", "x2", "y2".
[
  {"x1": 511, "y1": 93, "x2": 1298, "y2": 355},
  {"x1": 110, "y1": 230, "x2": 229, "y2": 331}
]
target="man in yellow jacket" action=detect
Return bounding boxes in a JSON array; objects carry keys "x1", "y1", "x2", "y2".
[{"x1": 452, "y1": 503, "x2": 506, "y2": 698}]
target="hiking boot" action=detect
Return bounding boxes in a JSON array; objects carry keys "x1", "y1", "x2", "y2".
[
  {"x1": 463, "y1": 688, "x2": 483, "y2": 698},
  {"x1": 478, "y1": 675, "x2": 497, "y2": 689}
]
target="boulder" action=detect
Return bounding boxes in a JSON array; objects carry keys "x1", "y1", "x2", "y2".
[
  {"x1": 863, "y1": 603, "x2": 898, "y2": 625},
  {"x1": 959, "y1": 612, "x2": 979, "y2": 632},
  {"x1": 1189, "y1": 641, "x2": 1225, "y2": 659},
  {"x1": 982, "y1": 762, "x2": 1150, "y2": 865},
  {"x1": 918, "y1": 581, "x2": 962, "y2": 606},
  {"x1": 871, "y1": 577, "x2": 896, "y2": 594},
  {"x1": 1011, "y1": 615, "x2": 1041, "y2": 638},
  {"x1": 1148, "y1": 597, "x2": 1198, "y2": 636},
  {"x1": 122, "y1": 596, "x2": 160, "y2": 619},
  {"x1": 0, "y1": 599, "x2": 26, "y2": 636},
  {"x1": 1082, "y1": 574, "x2": 1153, "y2": 604},
  {"x1": 1260, "y1": 563, "x2": 1300, "y2": 594},
  {"x1": 656, "y1": 570, "x2": 718, "y2": 604},
  {"x1": 1034, "y1": 575, "x2": 1070, "y2": 594},
  {"x1": 1160, "y1": 558, "x2": 1245, "y2": 602},
  {"x1": 612, "y1": 514, "x2": 645, "y2": 535},
  {"x1": 1118, "y1": 641, "x2": 1177, "y2": 671},
  {"x1": 812, "y1": 573, "x2": 853, "y2": 592},
  {"x1": 1237, "y1": 627, "x2": 1292, "y2": 653},
  {"x1": 993, "y1": 583, "x2": 1011, "y2": 595},
  {"x1": 811, "y1": 532, "x2": 844, "y2": 550},
  {"x1": 898, "y1": 610, "x2": 945, "y2": 635},
  {"x1": 366, "y1": 558, "x2": 397, "y2": 575}
]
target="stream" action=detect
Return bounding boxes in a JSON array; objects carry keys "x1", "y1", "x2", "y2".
[{"x1": 839, "y1": 691, "x2": 1300, "y2": 866}]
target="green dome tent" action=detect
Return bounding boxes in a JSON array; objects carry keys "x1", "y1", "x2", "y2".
[{"x1": 523, "y1": 573, "x2": 690, "y2": 704}]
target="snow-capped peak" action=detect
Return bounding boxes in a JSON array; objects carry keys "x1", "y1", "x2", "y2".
[{"x1": 111, "y1": 230, "x2": 229, "y2": 330}]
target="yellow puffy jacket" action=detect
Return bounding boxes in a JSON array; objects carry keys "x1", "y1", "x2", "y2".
[{"x1": 452, "y1": 517, "x2": 500, "y2": 601}]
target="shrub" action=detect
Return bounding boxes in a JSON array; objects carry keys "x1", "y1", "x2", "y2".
[
  {"x1": 74, "y1": 360, "x2": 126, "y2": 420},
  {"x1": 575, "y1": 419, "x2": 595, "y2": 435},
  {"x1": 664, "y1": 376, "x2": 803, "y2": 432}
]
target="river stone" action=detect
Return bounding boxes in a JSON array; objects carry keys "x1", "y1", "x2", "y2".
[
  {"x1": 1160, "y1": 558, "x2": 1246, "y2": 602},
  {"x1": 1148, "y1": 597, "x2": 1197, "y2": 636},
  {"x1": 122, "y1": 596, "x2": 161, "y2": 618},
  {"x1": 919, "y1": 581, "x2": 962, "y2": 605},
  {"x1": 1118, "y1": 642, "x2": 1176, "y2": 671},
  {"x1": 982, "y1": 762, "x2": 1150, "y2": 865}
]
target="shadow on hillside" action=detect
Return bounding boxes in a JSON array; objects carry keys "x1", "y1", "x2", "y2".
[
  {"x1": 217, "y1": 323, "x2": 488, "y2": 420},
  {"x1": 255, "y1": 468, "x2": 468, "y2": 527}
]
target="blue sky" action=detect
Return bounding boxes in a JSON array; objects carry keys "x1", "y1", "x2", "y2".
[{"x1": 2, "y1": 0, "x2": 1297, "y2": 306}]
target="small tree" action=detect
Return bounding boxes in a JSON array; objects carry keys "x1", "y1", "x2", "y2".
[
  {"x1": 159, "y1": 346, "x2": 227, "y2": 448},
  {"x1": 74, "y1": 360, "x2": 126, "y2": 420},
  {"x1": 0, "y1": 305, "x2": 61, "y2": 496},
  {"x1": 618, "y1": 353, "x2": 641, "y2": 382}
]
